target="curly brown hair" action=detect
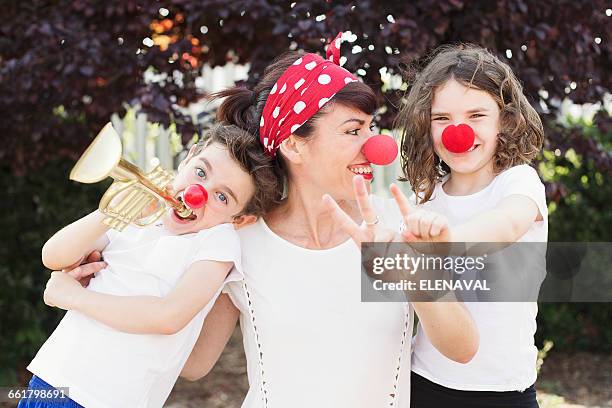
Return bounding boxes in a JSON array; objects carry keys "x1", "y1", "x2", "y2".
[
  {"x1": 193, "y1": 123, "x2": 283, "y2": 218},
  {"x1": 396, "y1": 44, "x2": 544, "y2": 204}
]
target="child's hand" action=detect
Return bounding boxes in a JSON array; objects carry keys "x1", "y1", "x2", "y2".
[
  {"x1": 390, "y1": 184, "x2": 450, "y2": 242},
  {"x1": 402, "y1": 208, "x2": 450, "y2": 241},
  {"x1": 44, "y1": 271, "x2": 85, "y2": 310}
]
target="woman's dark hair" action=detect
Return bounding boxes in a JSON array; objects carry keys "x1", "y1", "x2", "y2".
[
  {"x1": 213, "y1": 51, "x2": 379, "y2": 174},
  {"x1": 193, "y1": 124, "x2": 283, "y2": 217}
]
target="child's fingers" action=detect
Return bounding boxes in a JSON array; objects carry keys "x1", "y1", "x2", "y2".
[
  {"x1": 79, "y1": 275, "x2": 93, "y2": 288},
  {"x1": 69, "y1": 261, "x2": 107, "y2": 279},
  {"x1": 61, "y1": 251, "x2": 103, "y2": 278},
  {"x1": 418, "y1": 212, "x2": 437, "y2": 240},
  {"x1": 406, "y1": 210, "x2": 424, "y2": 238},
  {"x1": 430, "y1": 215, "x2": 448, "y2": 237}
]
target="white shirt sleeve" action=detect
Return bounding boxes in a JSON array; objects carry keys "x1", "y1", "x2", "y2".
[
  {"x1": 498, "y1": 164, "x2": 548, "y2": 218},
  {"x1": 220, "y1": 279, "x2": 245, "y2": 312},
  {"x1": 188, "y1": 224, "x2": 244, "y2": 283},
  {"x1": 105, "y1": 227, "x2": 120, "y2": 242}
]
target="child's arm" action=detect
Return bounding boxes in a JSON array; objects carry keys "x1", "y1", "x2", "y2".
[
  {"x1": 451, "y1": 195, "x2": 542, "y2": 242},
  {"x1": 402, "y1": 195, "x2": 542, "y2": 243},
  {"x1": 43, "y1": 260, "x2": 233, "y2": 335},
  {"x1": 402, "y1": 165, "x2": 545, "y2": 243},
  {"x1": 42, "y1": 210, "x2": 110, "y2": 270}
]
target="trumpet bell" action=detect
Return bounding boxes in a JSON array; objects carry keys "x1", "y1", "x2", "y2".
[
  {"x1": 69, "y1": 121, "x2": 192, "y2": 231},
  {"x1": 70, "y1": 122, "x2": 123, "y2": 184}
]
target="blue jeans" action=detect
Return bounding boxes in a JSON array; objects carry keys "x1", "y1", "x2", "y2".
[{"x1": 17, "y1": 376, "x2": 83, "y2": 408}]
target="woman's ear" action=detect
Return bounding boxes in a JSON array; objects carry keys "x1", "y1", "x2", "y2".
[
  {"x1": 232, "y1": 214, "x2": 258, "y2": 230},
  {"x1": 278, "y1": 136, "x2": 305, "y2": 165},
  {"x1": 178, "y1": 145, "x2": 199, "y2": 171}
]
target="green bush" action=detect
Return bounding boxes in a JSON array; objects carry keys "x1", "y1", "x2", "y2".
[
  {"x1": 535, "y1": 118, "x2": 612, "y2": 353},
  {"x1": 537, "y1": 304, "x2": 611, "y2": 352},
  {"x1": 0, "y1": 160, "x2": 108, "y2": 384}
]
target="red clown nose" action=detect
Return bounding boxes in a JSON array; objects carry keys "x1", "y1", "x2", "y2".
[
  {"x1": 441, "y1": 124, "x2": 475, "y2": 153},
  {"x1": 362, "y1": 134, "x2": 398, "y2": 166},
  {"x1": 183, "y1": 184, "x2": 208, "y2": 209}
]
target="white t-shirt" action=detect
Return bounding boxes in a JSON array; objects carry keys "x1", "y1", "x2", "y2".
[
  {"x1": 224, "y1": 196, "x2": 414, "y2": 408},
  {"x1": 411, "y1": 164, "x2": 548, "y2": 391},
  {"x1": 28, "y1": 223, "x2": 243, "y2": 408}
]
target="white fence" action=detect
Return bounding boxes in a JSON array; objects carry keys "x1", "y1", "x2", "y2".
[{"x1": 111, "y1": 63, "x2": 409, "y2": 198}]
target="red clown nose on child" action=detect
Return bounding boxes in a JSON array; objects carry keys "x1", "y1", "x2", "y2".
[
  {"x1": 182, "y1": 184, "x2": 208, "y2": 209},
  {"x1": 441, "y1": 124, "x2": 476, "y2": 153},
  {"x1": 259, "y1": 32, "x2": 398, "y2": 169}
]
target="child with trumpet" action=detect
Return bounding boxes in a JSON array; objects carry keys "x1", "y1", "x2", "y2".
[{"x1": 19, "y1": 123, "x2": 282, "y2": 408}]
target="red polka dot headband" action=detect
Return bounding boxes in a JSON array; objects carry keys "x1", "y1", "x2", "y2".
[{"x1": 260, "y1": 32, "x2": 358, "y2": 156}]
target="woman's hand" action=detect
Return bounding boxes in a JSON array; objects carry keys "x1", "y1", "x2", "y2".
[
  {"x1": 322, "y1": 175, "x2": 450, "y2": 245},
  {"x1": 322, "y1": 175, "x2": 400, "y2": 245},
  {"x1": 62, "y1": 251, "x2": 107, "y2": 287},
  {"x1": 44, "y1": 271, "x2": 85, "y2": 310}
]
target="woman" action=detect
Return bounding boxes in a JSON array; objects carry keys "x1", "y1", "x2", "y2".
[{"x1": 178, "y1": 35, "x2": 478, "y2": 407}]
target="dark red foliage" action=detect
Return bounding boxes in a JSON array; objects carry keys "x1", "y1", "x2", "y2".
[{"x1": 1, "y1": 0, "x2": 610, "y2": 177}]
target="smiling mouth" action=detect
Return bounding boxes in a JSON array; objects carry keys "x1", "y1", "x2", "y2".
[
  {"x1": 348, "y1": 163, "x2": 373, "y2": 175},
  {"x1": 453, "y1": 144, "x2": 481, "y2": 154},
  {"x1": 348, "y1": 163, "x2": 373, "y2": 180}
]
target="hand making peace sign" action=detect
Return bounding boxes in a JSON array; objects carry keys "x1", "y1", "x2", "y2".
[{"x1": 322, "y1": 175, "x2": 451, "y2": 246}]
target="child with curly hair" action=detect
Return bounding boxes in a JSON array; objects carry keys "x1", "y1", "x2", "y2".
[{"x1": 397, "y1": 44, "x2": 547, "y2": 408}]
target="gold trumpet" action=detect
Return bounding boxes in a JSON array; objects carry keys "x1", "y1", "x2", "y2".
[{"x1": 70, "y1": 122, "x2": 192, "y2": 231}]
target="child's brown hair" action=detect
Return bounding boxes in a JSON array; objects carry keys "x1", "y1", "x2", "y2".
[
  {"x1": 193, "y1": 124, "x2": 283, "y2": 218},
  {"x1": 396, "y1": 44, "x2": 544, "y2": 203}
]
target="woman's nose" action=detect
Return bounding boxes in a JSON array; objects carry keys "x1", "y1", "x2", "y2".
[{"x1": 362, "y1": 134, "x2": 398, "y2": 165}]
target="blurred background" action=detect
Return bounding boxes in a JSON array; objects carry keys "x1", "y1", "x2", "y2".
[{"x1": 1, "y1": 1, "x2": 610, "y2": 407}]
